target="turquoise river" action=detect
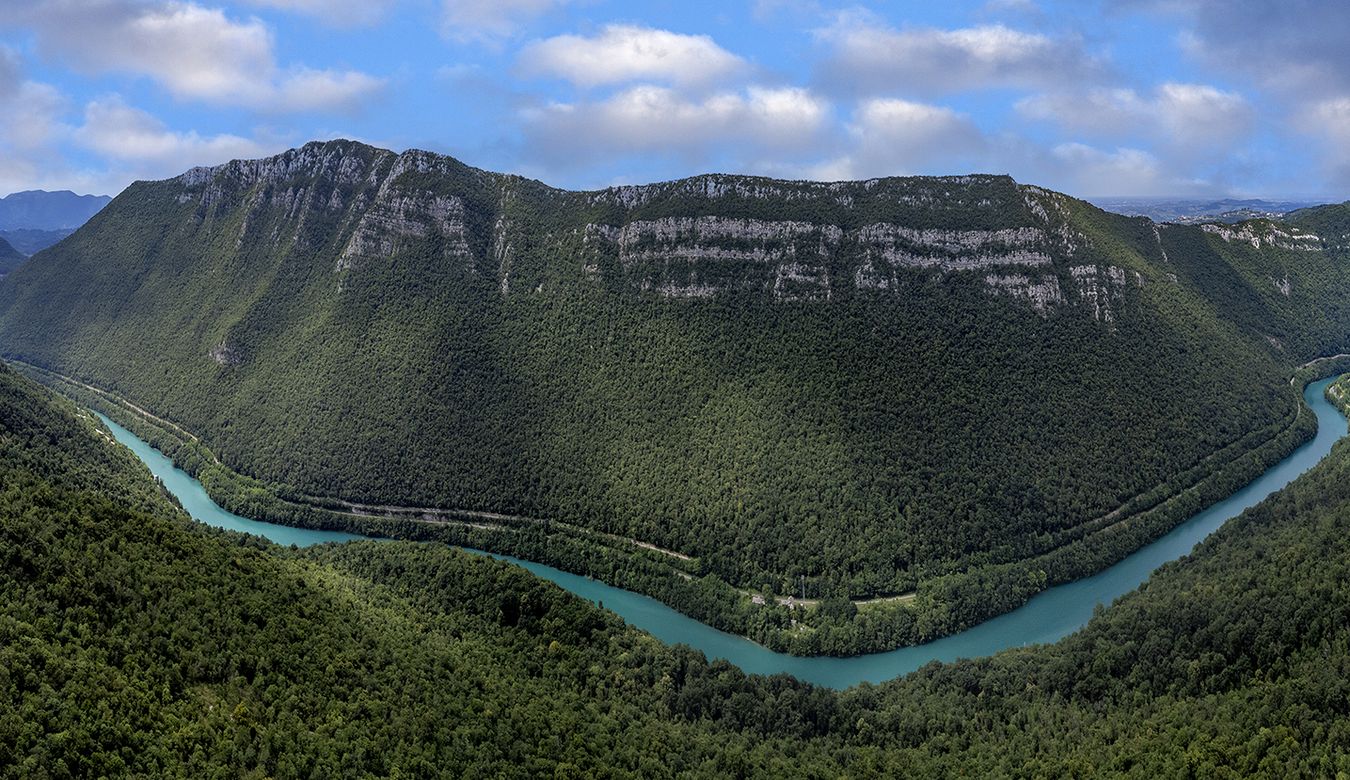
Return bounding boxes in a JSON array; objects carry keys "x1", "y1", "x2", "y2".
[{"x1": 96, "y1": 376, "x2": 1346, "y2": 689}]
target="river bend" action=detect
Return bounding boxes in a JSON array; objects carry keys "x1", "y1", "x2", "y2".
[{"x1": 95, "y1": 376, "x2": 1345, "y2": 689}]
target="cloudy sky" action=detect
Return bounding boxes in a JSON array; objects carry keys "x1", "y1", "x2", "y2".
[{"x1": 0, "y1": 0, "x2": 1346, "y2": 200}]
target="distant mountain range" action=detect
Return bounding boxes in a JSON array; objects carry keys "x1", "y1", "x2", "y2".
[
  {"x1": 0, "y1": 190, "x2": 111, "y2": 231},
  {"x1": 1091, "y1": 197, "x2": 1324, "y2": 224},
  {"x1": 0, "y1": 190, "x2": 111, "y2": 257},
  {"x1": 0, "y1": 228, "x2": 77, "y2": 256}
]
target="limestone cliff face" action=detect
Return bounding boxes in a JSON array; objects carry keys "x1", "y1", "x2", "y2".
[
  {"x1": 168, "y1": 141, "x2": 1160, "y2": 320},
  {"x1": 984, "y1": 273, "x2": 1064, "y2": 315},
  {"x1": 1070, "y1": 265, "x2": 1138, "y2": 323},
  {"x1": 578, "y1": 216, "x2": 1074, "y2": 305},
  {"x1": 583, "y1": 216, "x2": 842, "y2": 301},
  {"x1": 852, "y1": 224, "x2": 1053, "y2": 295},
  {"x1": 175, "y1": 142, "x2": 492, "y2": 280},
  {"x1": 575, "y1": 177, "x2": 1125, "y2": 317},
  {"x1": 1200, "y1": 222, "x2": 1322, "y2": 251},
  {"x1": 338, "y1": 191, "x2": 471, "y2": 271}
]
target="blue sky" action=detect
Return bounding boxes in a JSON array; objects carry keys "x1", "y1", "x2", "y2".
[{"x1": 0, "y1": 0, "x2": 1347, "y2": 200}]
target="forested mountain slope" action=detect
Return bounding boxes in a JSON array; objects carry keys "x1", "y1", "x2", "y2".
[
  {"x1": 3, "y1": 359, "x2": 1350, "y2": 776},
  {"x1": 1, "y1": 140, "x2": 1347, "y2": 653},
  {"x1": 0, "y1": 361, "x2": 818, "y2": 777},
  {"x1": 0, "y1": 237, "x2": 22, "y2": 277}
]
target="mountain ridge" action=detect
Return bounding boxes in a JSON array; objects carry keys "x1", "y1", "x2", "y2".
[
  {"x1": 159, "y1": 139, "x2": 1154, "y2": 317},
  {"x1": 2, "y1": 138, "x2": 1347, "y2": 654}
]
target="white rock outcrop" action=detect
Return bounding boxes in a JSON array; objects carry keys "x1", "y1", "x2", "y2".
[
  {"x1": 338, "y1": 190, "x2": 471, "y2": 271},
  {"x1": 1200, "y1": 223, "x2": 1321, "y2": 251},
  {"x1": 1070, "y1": 265, "x2": 1132, "y2": 323},
  {"x1": 592, "y1": 216, "x2": 841, "y2": 302},
  {"x1": 855, "y1": 224, "x2": 1052, "y2": 271},
  {"x1": 209, "y1": 343, "x2": 242, "y2": 366},
  {"x1": 984, "y1": 273, "x2": 1064, "y2": 316},
  {"x1": 588, "y1": 215, "x2": 1069, "y2": 303}
]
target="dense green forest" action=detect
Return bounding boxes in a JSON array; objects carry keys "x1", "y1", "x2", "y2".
[
  {"x1": 0, "y1": 237, "x2": 23, "y2": 277},
  {"x1": 27, "y1": 358, "x2": 1327, "y2": 657},
  {"x1": 4, "y1": 358, "x2": 1350, "y2": 776},
  {"x1": 2, "y1": 140, "x2": 1348, "y2": 653}
]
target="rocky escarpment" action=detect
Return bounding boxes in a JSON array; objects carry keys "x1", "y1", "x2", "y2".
[
  {"x1": 584, "y1": 216, "x2": 841, "y2": 301},
  {"x1": 983, "y1": 273, "x2": 1064, "y2": 315},
  {"x1": 338, "y1": 191, "x2": 471, "y2": 271},
  {"x1": 851, "y1": 223, "x2": 1059, "y2": 303},
  {"x1": 577, "y1": 179, "x2": 1138, "y2": 317},
  {"x1": 175, "y1": 142, "x2": 488, "y2": 277},
  {"x1": 1200, "y1": 222, "x2": 1322, "y2": 251},
  {"x1": 579, "y1": 214, "x2": 1101, "y2": 309},
  {"x1": 1070, "y1": 264, "x2": 1142, "y2": 323},
  {"x1": 167, "y1": 141, "x2": 1153, "y2": 320}
]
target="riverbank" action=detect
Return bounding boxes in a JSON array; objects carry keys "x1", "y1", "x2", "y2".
[
  {"x1": 89, "y1": 374, "x2": 1349, "y2": 688},
  {"x1": 11, "y1": 357, "x2": 1344, "y2": 658}
]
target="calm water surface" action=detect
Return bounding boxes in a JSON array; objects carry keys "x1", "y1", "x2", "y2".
[{"x1": 95, "y1": 377, "x2": 1346, "y2": 689}]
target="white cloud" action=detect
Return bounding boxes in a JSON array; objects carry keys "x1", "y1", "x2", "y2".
[
  {"x1": 522, "y1": 84, "x2": 830, "y2": 164},
  {"x1": 807, "y1": 98, "x2": 986, "y2": 180},
  {"x1": 1297, "y1": 97, "x2": 1350, "y2": 184},
  {"x1": 1, "y1": 0, "x2": 384, "y2": 112},
  {"x1": 1126, "y1": 0, "x2": 1350, "y2": 99},
  {"x1": 803, "y1": 112, "x2": 1207, "y2": 197},
  {"x1": 519, "y1": 25, "x2": 746, "y2": 88},
  {"x1": 268, "y1": 68, "x2": 387, "y2": 113},
  {"x1": 0, "y1": 47, "x2": 261, "y2": 195},
  {"x1": 1017, "y1": 88, "x2": 1144, "y2": 134},
  {"x1": 852, "y1": 99, "x2": 982, "y2": 155},
  {"x1": 0, "y1": 50, "x2": 80, "y2": 194},
  {"x1": 442, "y1": 0, "x2": 573, "y2": 44},
  {"x1": 1302, "y1": 96, "x2": 1350, "y2": 133},
  {"x1": 75, "y1": 96, "x2": 277, "y2": 176},
  {"x1": 1017, "y1": 82, "x2": 1253, "y2": 151},
  {"x1": 816, "y1": 12, "x2": 1099, "y2": 95},
  {"x1": 1044, "y1": 142, "x2": 1174, "y2": 196},
  {"x1": 4, "y1": 82, "x2": 71, "y2": 154},
  {"x1": 1114, "y1": 1, "x2": 1350, "y2": 190},
  {"x1": 1151, "y1": 83, "x2": 1252, "y2": 148}
]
